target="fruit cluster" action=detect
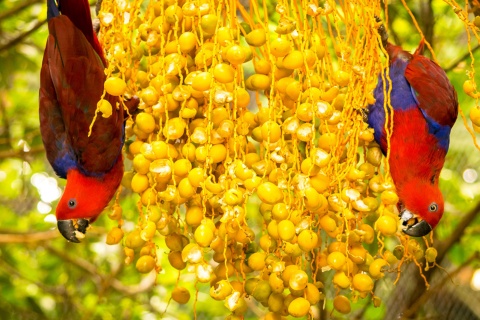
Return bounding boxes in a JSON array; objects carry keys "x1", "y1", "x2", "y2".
[{"x1": 96, "y1": 0, "x2": 436, "y2": 317}]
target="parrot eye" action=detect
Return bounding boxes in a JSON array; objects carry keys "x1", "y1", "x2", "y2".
[
  {"x1": 428, "y1": 203, "x2": 438, "y2": 212},
  {"x1": 68, "y1": 199, "x2": 77, "y2": 209}
]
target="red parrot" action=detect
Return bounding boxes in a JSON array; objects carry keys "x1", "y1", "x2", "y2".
[
  {"x1": 368, "y1": 19, "x2": 458, "y2": 237},
  {"x1": 39, "y1": 0, "x2": 137, "y2": 242}
]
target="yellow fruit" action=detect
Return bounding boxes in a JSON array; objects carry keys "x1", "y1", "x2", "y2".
[
  {"x1": 185, "y1": 206, "x2": 204, "y2": 227},
  {"x1": 125, "y1": 229, "x2": 146, "y2": 249},
  {"x1": 376, "y1": 215, "x2": 398, "y2": 236},
  {"x1": 208, "y1": 144, "x2": 227, "y2": 163},
  {"x1": 470, "y1": 106, "x2": 480, "y2": 127},
  {"x1": 246, "y1": 29, "x2": 266, "y2": 46},
  {"x1": 194, "y1": 222, "x2": 215, "y2": 247},
  {"x1": 248, "y1": 252, "x2": 266, "y2": 271},
  {"x1": 277, "y1": 219, "x2": 295, "y2": 242},
  {"x1": 333, "y1": 295, "x2": 351, "y2": 314},
  {"x1": 283, "y1": 50, "x2": 304, "y2": 69},
  {"x1": 213, "y1": 63, "x2": 235, "y2": 83},
  {"x1": 270, "y1": 38, "x2": 291, "y2": 57},
  {"x1": 304, "y1": 283, "x2": 321, "y2": 304},
  {"x1": 425, "y1": 247, "x2": 438, "y2": 263},
  {"x1": 172, "y1": 287, "x2": 190, "y2": 304},
  {"x1": 333, "y1": 70, "x2": 350, "y2": 87},
  {"x1": 135, "y1": 113, "x2": 156, "y2": 134},
  {"x1": 257, "y1": 182, "x2": 283, "y2": 204},
  {"x1": 333, "y1": 271, "x2": 350, "y2": 289},
  {"x1": 327, "y1": 252, "x2": 346, "y2": 270},
  {"x1": 104, "y1": 77, "x2": 127, "y2": 96},
  {"x1": 173, "y1": 159, "x2": 192, "y2": 177},
  {"x1": 288, "y1": 297, "x2": 310, "y2": 317},
  {"x1": 136, "y1": 255, "x2": 155, "y2": 273},
  {"x1": 200, "y1": 14, "x2": 218, "y2": 34},
  {"x1": 381, "y1": 190, "x2": 399, "y2": 205},
  {"x1": 131, "y1": 173, "x2": 149, "y2": 193},
  {"x1": 261, "y1": 120, "x2": 281, "y2": 143},
  {"x1": 106, "y1": 227, "x2": 124, "y2": 245},
  {"x1": 226, "y1": 45, "x2": 247, "y2": 65},
  {"x1": 188, "y1": 167, "x2": 206, "y2": 187},
  {"x1": 463, "y1": 79, "x2": 475, "y2": 96},
  {"x1": 369, "y1": 258, "x2": 388, "y2": 279},
  {"x1": 168, "y1": 251, "x2": 187, "y2": 270},
  {"x1": 191, "y1": 72, "x2": 213, "y2": 91},
  {"x1": 248, "y1": 74, "x2": 271, "y2": 90},
  {"x1": 289, "y1": 270, "x2": 308, "y2": 290},
  {"x1": 352, "y1": 273, "x2": 374, "y2": 292},
  {"x1": 178, "y1": 31, "x2": 196, "y2": 53},
  {"x1": 297, "y1": 230, "x2": 318, "y2": 251},
  {"x1": 97, "y1": 99, "x2": 112, "y2": 118}
]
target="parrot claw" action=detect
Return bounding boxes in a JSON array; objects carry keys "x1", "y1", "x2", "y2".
[{"x1": 57, "y1": 219, "x2": 90, "y2": 243}]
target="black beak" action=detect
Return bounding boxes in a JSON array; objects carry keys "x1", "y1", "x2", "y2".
[
  {"x1": 57, "y1": 219, "x2": 89, "y2": 242},
  {"x1": 402, "y1": 219, "x2": 432, "y2": 237}
]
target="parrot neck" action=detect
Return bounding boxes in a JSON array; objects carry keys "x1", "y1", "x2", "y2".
[
  {"x1": 56, "y1": 156, "x2": 124, "y2": 221},
  {"x1": 388, "y1": 108, "x2": 446, "y2": 186}
]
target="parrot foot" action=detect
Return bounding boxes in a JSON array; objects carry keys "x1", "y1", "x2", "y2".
[{"x1": 57, "y1": 219, "x2": 90, "y2": 243}]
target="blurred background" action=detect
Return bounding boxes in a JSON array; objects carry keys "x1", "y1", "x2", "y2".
[{"x1": 0, "y1": 0, "x2": 479, "y2": 319}]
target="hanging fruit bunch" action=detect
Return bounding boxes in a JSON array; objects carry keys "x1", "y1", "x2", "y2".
[{"x1": 92, "y1": 0, "x2": 461, "y2": 317}]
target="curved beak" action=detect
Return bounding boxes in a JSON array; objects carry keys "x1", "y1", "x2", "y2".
[
  {"x1": 402, "y1": 219, "x2": 432, "y2": 237},
  {"x1": 57, "y1": 219, "x2": 89, "y2": 242}
]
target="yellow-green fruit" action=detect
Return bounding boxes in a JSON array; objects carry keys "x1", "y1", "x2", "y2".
[{"x1": 252, "y1": 280, "x2": 272, "y2": 303}]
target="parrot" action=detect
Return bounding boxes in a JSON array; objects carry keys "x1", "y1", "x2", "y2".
[
  {"x1": 367, "y1": 18, "x2": 458, "y2": 237},
  {"x1": 39, "y1": 0, "x2": 137, "y2": 242}
]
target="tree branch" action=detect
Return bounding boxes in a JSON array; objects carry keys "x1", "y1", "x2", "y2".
[
  {"x1": 0, "y1": 0, "x2": 42, "y2": 22},
  {"x1": 0, "y1": 229, "x2": 59, "y2": 243},
  {"x1": 402, "y1": 252, "x2": 480, "y2": 319},
  {"x1": 0, "y1": 145, "x2": 45, "y2": 159},
  {"x1": 444, "y1": 44, "x2": 480, "y2": 73},
  {"x1": 435, "y1": 200, "x2": 480, "y2": 260},
  {"x1": 44, "y1": 244, "x2": 156, "y2": 295},
  {"x1": 0, "y1": 19, "x2": 47, "y2": 53}
]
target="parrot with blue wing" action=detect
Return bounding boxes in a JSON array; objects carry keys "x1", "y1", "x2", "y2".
[
  {"x1": 39, "y1": 0, "x2": 137, "y2": 242},
  {"x1": 368, "y1": 18, "x2": 458, "y2": 237}
]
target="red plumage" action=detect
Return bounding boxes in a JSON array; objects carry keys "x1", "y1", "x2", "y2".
[
  {"x1": 40, "y1": 0, "x2": 137, "y2": 242},
  {"x1": 369, "y1": 22, "x2": 458, "y2": 236}
]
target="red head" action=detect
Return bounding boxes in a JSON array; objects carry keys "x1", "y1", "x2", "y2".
[
  {"x1": 397, "y1": 180, "x2": 444, "y2": 236},
  {"x1": 56, "y1": 157, "x2": 123, "y2": 241}
]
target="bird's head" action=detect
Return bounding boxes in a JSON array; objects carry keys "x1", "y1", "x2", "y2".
[
  {"x1": 397, "y1": 180, "x2": 444, "y2": 237},
  {"x1": 56, "y1": 160, "x2": 123, "y2": 242}
]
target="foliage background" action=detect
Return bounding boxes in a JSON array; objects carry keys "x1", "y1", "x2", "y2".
[{"x1": 0, "y1": 0, "x2": 479, "y2": 319}]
